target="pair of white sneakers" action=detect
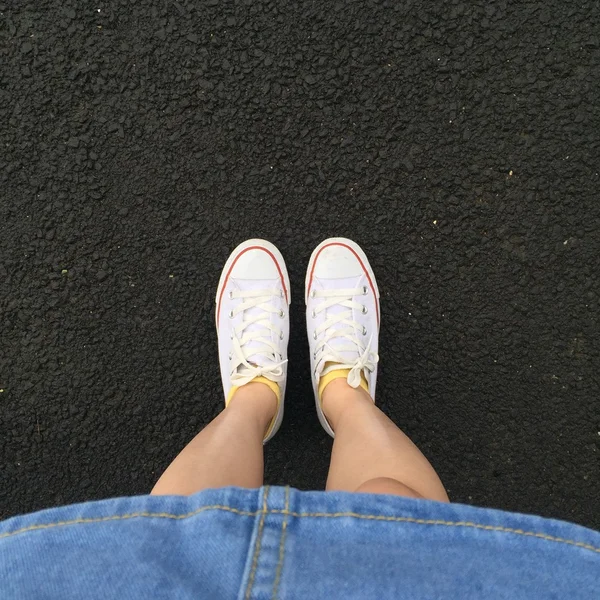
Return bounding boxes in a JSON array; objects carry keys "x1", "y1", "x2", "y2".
[{"x1": 215, "y1": 238, "x2": 380, "y2": 442}]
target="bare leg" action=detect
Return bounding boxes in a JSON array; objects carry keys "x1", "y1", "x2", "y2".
[
  {"x1": 323, "y1": 378, "x2": 449, "y2": 502},
  {"x1": 151, "y1": 382, "x2": 276, "y2": 495}
]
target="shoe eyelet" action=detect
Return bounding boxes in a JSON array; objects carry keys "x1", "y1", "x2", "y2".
[
  {"x1": 228, "y1": 290, "x2": 234, "y2": 299},
  {"x1": 310, "y1": 289, "x2": 316, "y2": 298},
  {"x1": 279, "y1": 309, "x2": 285, "y2": 318},
  {"x1": 280, "y1": 289, "x2": 284, "y2": 297},
  {"x1": 362, "y1": 326, "x2": 367, "y2": 336},
  {"x1": 362, "y1": 286, "x2": 368, "y2": 295},
  {"x1": 279, "y1": 331, "x2": 284, "y2": 340},
  {"x1": 313, "y1": 331, "x2": 317, "y2": 340},
  {"x1": 362, "y1": 305, "x2": 368, "y2": 314},
  {"x1": 313, "y1": 352, "x2": 316, "y2": 360},
  {"x1": 228, "y1": 310, "x2": 234, "y2": 318},
  {"x1": 311, "y1": 309, "x2": 316, "y2": 318},
  {"x1": 228, "y1": 352, "x2": 232, "y2": 360},
  {"x1": 230, "y1": 332, "x2": 233, "y2": 340}
]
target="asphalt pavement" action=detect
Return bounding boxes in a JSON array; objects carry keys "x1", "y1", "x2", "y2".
[{"x1": 1, "y1": 1, "x2": 599, "y2": 529}]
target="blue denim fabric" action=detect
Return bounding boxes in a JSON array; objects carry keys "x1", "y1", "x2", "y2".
[{"x1": 0, "y1": 486, "x2": 598, "y2": 599}]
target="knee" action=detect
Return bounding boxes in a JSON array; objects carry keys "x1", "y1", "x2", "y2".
[{"x1": 355, "y1": 477, "x2": 424, "y2": 499}]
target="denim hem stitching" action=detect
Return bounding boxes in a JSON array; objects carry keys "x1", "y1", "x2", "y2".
[{"x1": 1, "y1": 503, "x2": 598, "y2": 556}]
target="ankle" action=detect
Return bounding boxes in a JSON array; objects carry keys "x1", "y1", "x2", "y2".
[
  {"x1": 227, "y1": 382, "x2": 278, "y2": 431},
  {"x1": 321, "y1": 377, "x2": 373, "y2": 430}
]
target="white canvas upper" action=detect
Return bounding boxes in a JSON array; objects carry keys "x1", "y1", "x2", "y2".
[
  {"x1": 305, "y1": 238, "x2": 380, "y2": 437},
  {"x1": 215, "y1": 239, "x2": 290, "y2": 442}
]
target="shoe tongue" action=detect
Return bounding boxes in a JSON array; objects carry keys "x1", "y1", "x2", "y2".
[
  {"x1": 315, "y1": 275, "x2": 361, "y2": 366},
  {"x1": 236, "y1": 279, "x2": 278, "y2": 369}
]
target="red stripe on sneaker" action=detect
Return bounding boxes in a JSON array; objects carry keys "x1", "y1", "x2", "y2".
[
  {"x1": 217, "y1": 246, "x2": 289, "y2": 324},
  {"x1": 307, "y1": 242, "x2": 379, "y2": 325}
]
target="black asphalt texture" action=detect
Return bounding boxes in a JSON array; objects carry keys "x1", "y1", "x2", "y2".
[{"x1": 1, "y1": 1, "x2": 599, "y2": 529}]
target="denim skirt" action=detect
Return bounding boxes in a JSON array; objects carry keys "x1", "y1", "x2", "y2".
[{"x1": 1, "y1": 485, "x2": 598, "y2": 599}]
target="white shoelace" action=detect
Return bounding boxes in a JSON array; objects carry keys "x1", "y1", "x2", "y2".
[
  {"x1": 229, "y1": 289, "x2": 286, "y2": 387},
  {"x1": 311, "y1": 287, "x2": 378, "y2": 387}
]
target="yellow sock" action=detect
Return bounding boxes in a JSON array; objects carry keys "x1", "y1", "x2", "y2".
[
  {"x1": 317, "y1": 364, "x2": 369, "y2": 403},
  {"x1": 226, "y1": 376, "x2": 280, "y2": 407},
  {"x1": 226, "y1": 376, "x2": 280, "y2": 441}
]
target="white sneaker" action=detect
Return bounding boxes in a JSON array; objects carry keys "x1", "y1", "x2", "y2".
[
  {"x1": 215, "y1": 239, "x2": 290, "y2": 442},
  {"x1": 305, "y1": 238, "x2": 380, "y2": 437}
]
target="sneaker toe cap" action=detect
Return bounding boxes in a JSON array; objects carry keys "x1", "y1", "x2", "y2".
[
  {"x1": 230, "y1": 247, "x2": 280, "y2": 280},
  {"x1": 312, "y1": 243, "x2": 364, "y2": 279}
]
